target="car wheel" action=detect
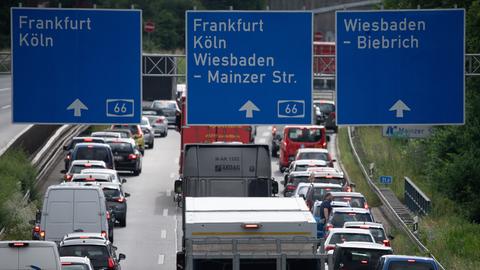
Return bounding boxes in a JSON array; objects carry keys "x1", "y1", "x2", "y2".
[
  {"x1": 133, "y1": 169, "x2": 140, "y2": 176},
  {"x1": 119, "y1": 216, "x2": 126, "y2": 227},
  {"x1": 150, "y1": 141, "x2": 154, "y2": 148}
]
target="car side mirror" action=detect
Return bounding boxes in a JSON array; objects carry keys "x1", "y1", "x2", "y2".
[
  {"x1": 63, "y1": 145, "x2": 68, "y2": 151},
  {"x1": 327, "y1": 135, "x2": 331, "y2": 142},
  {"x1": 118, "y1": 253, "x2": 126, "y2": 261},
  {"x1": 271, "y1": 179, "x2": 278, "y2": 195},
  {"x1": 331, "y1": 159, "x2": 337, "y2": 163},
  {"x1": 122, "y1": 179, "x2": 127, "y2": 184},
  {"x1": 60, "y1": 169, "x2": 67, "y2": 174},
  {"x1": 388, "y1": 234, "x2": 395, "y2": 240},
  {"x1": 124, "y1": 192, "x2": 130, "y2": 197},
  {"x1": 174, "y1": 180, "x2": 182, "y2": 194}
]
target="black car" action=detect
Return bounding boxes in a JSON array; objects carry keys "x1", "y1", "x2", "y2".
[
  {"x1": 314, "y1": 100, "x2": 337, "y2": 132},
  {"x1": 101, "y1": 182, "x2": 130, "y2": 227},
  {"x1": 70, "y1": 143, "x2": 115, "y2": 170},
  {"x1": 63, "y1": 137, "x2": 106, "y2": 170},
  {"x1": 270, "y1": 125, "x2": 284, "y2": 157},
  {"x1": 331, "y1": 242, "x2": 393, "y2": 270},
  {"x1": 105, "y1": 139, "x2": 142, "y2": 175}
]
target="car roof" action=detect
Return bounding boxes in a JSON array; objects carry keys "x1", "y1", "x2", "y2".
[
  {"x1": 314, "y1": 100, "x2": 335, "y2": 105},
  {"x1": 284, "y1": 125, "x2": 325, "y2": 129},
  {"x1": 71, "y1": 173, "x2": 111, "y2": 181},
  {"x1": 0, "y1": 240, "x2": 58, "y2": 248},
  {"x1": 297, "y1": 148, "x2": 329, "y2": 153},
  {"x1": 72, "y1": 136, "x2": 105, "y2": 142},
  {"x1": 293, "y1": 159, "x2": 328, "y2": 166},
  {"x1": 48, "y1": 184, "x2": 103, "y2": 192},
  {"x1": 301, "y1": 183, "x2": 343, "y2": 188},
  {"x1": 344, "y1": 222, "x2": 385, "y2": 229},
  {"x1": 91, "y1": 131, "x2": 121, "y2": 135},
  {"x1": 80, "y1": 168, "x2": 117, "y2": 175},
  {"x1": 104, "y1": 128, "x2": 132, "y2": 134},
  {"x1": 381, "y1": 255, "x2": 436, "y2": 262},
  {"x1": 104, "y1": 138, "x2": 135, "y2": 144},
  {"x1": 332, "y1": 207, "x2": 371, "y2": 214},
  {"x1": 60, "y1": 256, "x2": 91, "y2": 264},
  {"x1": 74, "y1": 142, "x2": 110, "y2": 148},
  {"x1": 336, "y1": 241, "x2": 392, "y2": 251},
  {"x1": 330, "y1": 192, "x2": 365, "y2": 198},
  {"x1": 60, "y1": 237, "x2": 109, "y2": 247},
  {"x1": 328, "y1": 228, "x2": 375, "y2": 235},
  {"x1": 71, "y1": 160, "x2": 107, "y2": 166}
]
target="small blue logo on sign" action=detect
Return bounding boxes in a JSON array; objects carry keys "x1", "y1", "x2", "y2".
[{"x1": 380, "y1": 176, "x2": 393, "y2": 184}]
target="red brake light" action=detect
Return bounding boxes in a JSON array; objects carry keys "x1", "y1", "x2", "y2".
[
  {"x1": 84, "y1": 138, "x2": 93, "y2": 142},
  {"x1": 383, "y1": 239, "x2": 391, "y2": 247},
  {"x1": 88, "y1": 145, "x2": 93, "y2": 148},
  {"x1": 34, "y1": 226, "x2": 40, "y2": 232},
  {"x1": 326, "y1": 224, "x2": 333, "y2": 231},
  {"x1": 79, "y1": 236, "x2": 90, "y2": 239},
  {"x1": 108, "y1": 257, "x2": 115, "y2": 269},
  {"x1": 65, "y1": 174, "x2": 73, "y2": 181},
  {"x1": 101, "y1": 231, "x2": 107, "y2": 238},
  {"x1": 10, "y1": 242, "x2": 27, "y2": 247},
  {"x1": 364, "y1": 202, "x2": 369, "y2": 209},
  {"x1": 348, "y1": 213, "x2": 356, "y2": 216},
  {"x1": 156, "y1": 118, "x2": 164, "y2": 123},
  {"x1": 85, "y1": 177, "x2": 96, "y2": 181},
  {"x1": 62, "y1": 262, "x2": 73, "y2": 265},
  {"x1": 360, "y1": 225, "x2": 370, "y2": 229},
  {"x1": 66, "y1": 155, "x2": 71, "y2": 160},
  {"x1": 106, "y1": 212, "x2": 111, "y2": 220},
  {"x1": 84, "y1": 163, "x2": 92, "y2": 167},
  {"x1": 331, "y1": 112, "x2": 336, "y2": 118},
  {"x1": 128, "y1": 154, "x2": 137, "y2": 160},
  {"x1": 361, "y1": 260, "x2": 368, "y2": 264},
  {"x1": 325, "y1": 245, "x2": 335, "y2": 251},
  {"x1": 242, "y1": 223, "x2": 261, "y2": 229},
  {"x1": 345, "y1": 186, "x2": 352, "y2": 192},
  {"x1": 407, "y1": 259, "x2": 416, "y2": 263},
  {"x1": 117, "y1": 197, "x2": 125, "y2": 203},
  {"x1": 286, "y1": 185, "x2": 296, "y2": 191},
  {"x1": 325, "y1": 188, "x2": 331, "y2": 191}
]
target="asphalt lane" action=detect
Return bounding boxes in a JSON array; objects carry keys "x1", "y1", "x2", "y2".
[{"x1": 0, "y1": 75, "x2": 28, "y2": 151}]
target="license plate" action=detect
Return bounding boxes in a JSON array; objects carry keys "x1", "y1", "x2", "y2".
[{"x1": 114, "y1": 156, "x2": 124, "y2": 161}]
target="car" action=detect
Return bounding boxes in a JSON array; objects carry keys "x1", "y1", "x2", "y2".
[
  {"x1": 326, "y1": 207, "x2": 374, "y2": 231},
  {"x1": 100, "y1": 129, "x2": 137, "y2": 150},
  {"x1": 140, "y1": 116, "x2": 155, "y2": 149},
  {"x1": 305, "y1": 167, "x2": 348, "y2": 189},
  {"x1": 100, "y1": 182, "x2": 130, "y2": 227},
  {"x1": 61, "y1": 256, "x2": 95, "y2": 270},
  {"x1": 331, "y1": 242, "x2": 393, "y2": 270},
  {"x1": 324, "y1": 228, "x2": 375, "y2": 252},
  {"x1": 71, "y1": 173, "x2": 115, "y2": 183},
  {"x1": 376, "y1": 255, "x2": 440, "y2": 270},
  {"x1": 70, "y1": 143, "x2": 115, "y2": 170},
  {"x1": 279, "y1": 125, "x2": 328, "y2": 172},
  {"x1": 63, "y1": 160, "x2": 107, "y2": 181},
  {"x1": 344, "y1": 222, "x2": 391, "y2": 247},
  {"x1": 63, "y1": 137, "x2": 106, "y2": 170},
  {"x1": 312, "y1": 199, "x2": 350, "y2": 239},
  {"x1": 151, "y1": 99, "x2": 180, "y2": 128},
  {"x1": 58, "y1": 233, "x2": 125, "y2": 270},
  {"x1": 80, "y1": 168, "x2": 126, "y2": 185},
  {"x1": 90, "y1": 131, "x2": 122, "y2": 139},
  {"x1": 0, "y1": 241, "x2": 62, "y2": 270},
  {"x1": 111, "y1": 125, "x2": 145, "y2": 154},
  {"x1": 143, "y1": 110, "x2": 168, "y2": 137},
  {"x1": 284, "y1": 159, "x2": 328, "y2": 184},
  {"x1": 304, "y1": 183, "x2": 344, "y2": 210},
  {"x1": 270, "y1": 125, "x2": 284, "y2": 157},
  {"x1": 314, "y1": 100, "x2": 337, "y2": 132},
  {"x1": 295, "y1": 148, "x2": 335, "y2": 167},
  {"x1": 330, "y1": 192, "x2": 369, "y2": 210},
  {"x1": 105, "y1": 138, "x2": 142, "y2": 175}
]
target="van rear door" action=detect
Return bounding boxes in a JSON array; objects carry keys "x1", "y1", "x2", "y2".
[
  {"x1": 73, "y1": 189, "x2": 102, "y2": 233},
  {"x1": 19, "y1": 245, "x2": 60, "y2": 270},
  {"x1": 45, "y1": 189, "x2": 74, "y2": 242}
]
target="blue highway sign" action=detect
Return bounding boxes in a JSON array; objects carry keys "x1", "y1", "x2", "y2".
[
  {"x1": 380, "y1": 175, "x2": 393, "y2": 185},
  {"x1": 336, "y1": 10, "x2": 464, "y2": 125},
  {"x1": 11, "y1": 8, "x2": 141, "y2": 124},
  {"x1": 186, "y1": 11, "x2": 312, "y2": 125}
]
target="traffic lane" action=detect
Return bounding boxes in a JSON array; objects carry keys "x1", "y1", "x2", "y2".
[{"x1": 114, "y1": 131, "x2": 181, "y2": 269}]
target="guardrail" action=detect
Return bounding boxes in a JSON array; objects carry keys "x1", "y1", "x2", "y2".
[
  {"x1": 405, "y1": 177, "x2": 431, "y2": 216},
  {"x1": 346, "y1": 127, "x2": 446, "y2": 270}
]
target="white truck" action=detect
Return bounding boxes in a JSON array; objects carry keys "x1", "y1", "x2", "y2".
[{"x1": 177, "y1": 197, "x2": 332, "y2": 270}]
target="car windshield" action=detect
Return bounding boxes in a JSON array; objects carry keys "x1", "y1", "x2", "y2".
[
  {"x1": 311, "y1": 187, "x2": 343, "y2": 201},
  {"x1": 152, "y1": 101, "x2": 176, "y2": 110},
  {"x1": 316, "y1": 103, "x2": 335, "y2": 114},
  {"x1": 388, "y1": 261, "x2": 436, "y2": 270},
  {"x1": 108, "y1": 143, "x2": 133, "y2": 154},
  {"x1": 70, "y1": 165, "x2": 103, "y2": 174},
  {"x1": 333, "y1": 196, "x2": 366, "y2": 208},
  {"x1": 297, "y1": 152, "x2": 328, "y2": 161},
  {"x1": 288, "y1": 128, "x2": 323, "y2": 143},
  {"x1": 335, "y1": 248, "x2": 391, "y2": 269},
  {"x1": 61, "y1": 264, "x2": 90, "y2": 270},
  {"x1": 331, "y1": 213, "x2": 373, "y2": 227},
  {"x1": 329, "y1": 233, "x2": 373, "y2": 245},
  {"x1": 59, "y1": 245, "x2": 109, "y2": 268},
  {"x1": 75, "y1": 147, "x2": 109, "y2": 161},
  {"x1": 103, "y1": 188, "x2": 121, "y2": 199}
]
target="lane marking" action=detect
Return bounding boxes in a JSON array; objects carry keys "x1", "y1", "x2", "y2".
[
  {"x1": 163, "y1": 208, "x2": 168, "y2": 216},
  {"x1": 1, "y1": 105, "x2": 11, "y2": 110},
  {"x1": 258, "y1": 138, "x2": 266, "y2": 144},
  {"x1": 169, "y1": 172, "x2": 175, "y2": 178},
  {"x1": 166, "y1": 189, "x2": 171, "y2": 197},
  {"x1": 0, "y1": 88, "x2": 10, "y2": 92},
  {"x1": 262, "y1": 131, "x2": 270, "y2": 137},
  {"x1": 161, "y1": 229, "x2": 167, "y2": 239},
  {"x1": 158, "y1": 254, "x2": 165, "y2": 265}
]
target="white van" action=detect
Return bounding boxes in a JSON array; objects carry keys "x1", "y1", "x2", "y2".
[
  {"x1": 39, "y1": 184, "x2": 111, "y2": 243},
  {"x1": 0, "y1": 240, "x2": 61, "y2": 270}
]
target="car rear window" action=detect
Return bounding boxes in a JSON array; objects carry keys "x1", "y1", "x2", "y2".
[
  {"x1": 59, "y1": 245, "x2": 109, "y2": 268},
  {"x1": 75, "y1": 147, "x2": 109, "y2": 161},
  {"x1": 62, "y1": 264, "x2": 90, "y2": 270},
  {"x1": 336, "y1": 248, "x2": 391, "y2": 269},
  {"x1": 108, "y1": 142, "x2": 133, "y2": 154},
  {"x1": 141, "y1": 118, "x2": 149, "y2": 126},
  {"x1": 287, "y1": 128, "x2": 323, "y2": 143},
  {"x1": 113, "y1": 125, "x2": 139, "y2": 135},
  {"x1": 70, "y1": 165, "x2": 104, "y2": 174},
  {"x1": 103, "y1": 188, "x2": 121, "y2": 199},
  {"x1": 152, "y1": 101, "x2": 176, "y2": 110},
  {"x1": 388, "y1": 261, "x2": 436, "y2": 270},
  {"x1": 331, "y1": 213, "x2": 373, "y2": 228},
  {"x1": 311, "y1": 186, "x2": 343, "y2": 201},
  {"x1": 315, "y1": 177, "x2": 344, "y2": 186},
  {"x1": 329, "y1": 233, "x2": 373, "y2": 245},
  {"x1": 333, "y1": 196, "x2": 366, "y2": 208},
  {"x1": 368, "y1": 228, "x2": 386, "y2": 243},
  {"x1": 316, "y1": 103, "x2": 335, "y2": 114},
  {"x1": 297, "y1": 152, "x2": 328, "y2": 161}
]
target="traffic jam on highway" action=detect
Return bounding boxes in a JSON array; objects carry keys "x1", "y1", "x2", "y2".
[{"x1": 0, "y1": 4, "x2": 463, "y2": 270}]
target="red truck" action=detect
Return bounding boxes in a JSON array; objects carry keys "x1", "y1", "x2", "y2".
[{"x1": 178, "y1": 96, "x2": 253, "y2": 174}]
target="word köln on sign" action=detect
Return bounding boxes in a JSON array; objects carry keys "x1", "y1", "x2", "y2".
[
  {"x1": 343, "y1": 17, "x2": 426, "y2": 49},
  {"x1": 17, "y1": 15, "x2": 92, "y2": 47},
  {"x1": 192, "y1": 18, "x2": 296, "y2": 85}
]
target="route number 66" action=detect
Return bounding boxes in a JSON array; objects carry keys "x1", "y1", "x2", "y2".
[
  {"x1": 106, "y1": 99, "x2": 134, "y2": 117},
  {"x1": 277, "y1": 100, "x2": 305, "y2": 118}
]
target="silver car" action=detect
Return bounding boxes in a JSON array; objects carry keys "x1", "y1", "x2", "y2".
[
  {"x1": 140, "y1": 116, "x2": 155, "y2": 149},
  {"x1": 151, "y1": 100, "x2": 179, "y2": 128},
  {"x1": 143, "y1": 111, "x2": 168, "y2": 137}
]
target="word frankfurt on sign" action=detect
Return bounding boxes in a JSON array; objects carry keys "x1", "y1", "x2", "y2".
[
  {"x1": 11, "y1": 8, "x2": 142, "y2": 124},
  {"x1": 336, "y1": 10, "x2": 464, "y2": 125},
  {"x1": 186, "y1": 11, "x2": 313, "y2": 125}
]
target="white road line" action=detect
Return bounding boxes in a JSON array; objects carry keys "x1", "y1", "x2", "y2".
[
  {"x1": 1, "y1": 105, "x2": 11, "y2": 110},
  {"x1": 158, "y1": 254, "x2": 165, "y2": 265},
  {"x1": 166, "y1": 189, "x2": 171, "y2": 197},
  {"x1": 169, "y1": 172, "x2": 175, "y2": 178},
  {"x1": 163, "y1": 208, "x2": 168, "y2": 216},
  {"x1": 161, "y1": 229, "x2": 167, "y2": 239},
  {"x1": 262, "y1": 131, "x2": 270, "y2": 137},
  {"x1": 258, "y1": 138, "x2": 266, "y2": 144},
  {"x1": 0, "y1": 88, "x2": 10, "y2": 92}
]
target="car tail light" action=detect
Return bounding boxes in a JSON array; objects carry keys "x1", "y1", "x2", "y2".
[
  {"x1": 66, "y1": 154, "x2": 71, "y2": 160},
  {"x1": 40, "y1": 231, "x2": 45, "y2": 238},
  {"x1": 359, "y1": 225, "x2": 369, "y2": 229},
  {"x1": 84, "y1": 138, "x2": 93, "y2": 142},
  {"x1": 101, "y1": 231, "x2": 107, "y2": 238},
  {"x1": 108, "y1": 257, "x2": 115, "y2": 269},
  {"x1": 383, "y1": 239, "x2": 391, "y2": 247},
  {"x1": 407, "y1": 259, "x2": 416, "y2": 263},
  {"x1": 117, "y1": 197, "x2": 125, "y2": 203},
  {"x1": 361, "y1": 260, "x2": 368, "y2": 264},
  {"x1": 242, "y1": 223, "x2": 262, "y2": 229},
  {"x1": 272, "y1": 126, "x2": 277, "y2": 135},
  {"x1": 128, "y1": 154, "x2": 137, "y2": 160},
  {"x1": 106, "y1": 212, "x2": 111, "y2": 220},
  {"x1": 322, "y1": 141, "x2": 327, "y2": 148},
  {"x1": 84, "y1": 163, "x2": 92, "y2": 167},
  {"x1": 62, "y1": 262, "x2": 73, "y2": 265},
  {"x1": 326, "y1": 224, "x2": 333, "y2": 231},
  {"x1": 34, "y1": 225, "x2": 40, "y2": 232},
  {"x1": 325, "y1": 245, "x2": 335, "y2": 251},
  {"x1": 156, "y1": 118, "x2": 164, "y2": 123},
  {"x1": 345, "y1": 186, "x2": 352, "y2": 192},
  {"x1": 65, "y1": 174, "x2": 72, "y2": 181},
  {"x1": 364, "y1": 202, "x2": 369, "y2": 209},
  {"x1": 331, "y1": 112, "x2": 336, "y2": 119},
  {"x1": 286, "y1": 185, "x2": 296, "y2": 191},
  {"x1": 9, "y1": 242, "x2": 29, "y2": 247}
]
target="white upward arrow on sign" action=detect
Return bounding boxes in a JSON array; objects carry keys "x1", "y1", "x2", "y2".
[
  {"x1": 67, "y1": 99, "x2": 88, "y2": 117},
  {"x1": 239, "y1": 100, "x2": 260, "y2": 118},
  {"x1": 389, "y1": 100, "x2": 410, "y2": 118}
]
